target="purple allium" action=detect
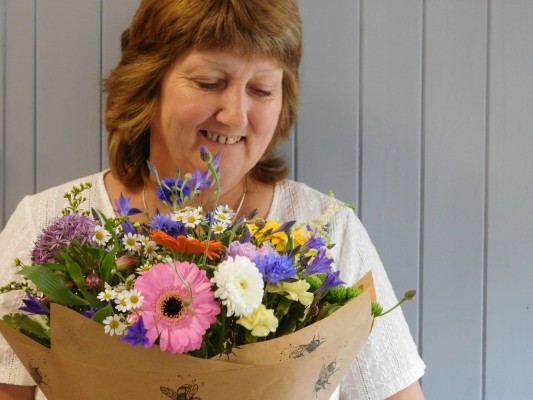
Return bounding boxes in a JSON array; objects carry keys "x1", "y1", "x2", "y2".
[
  {"x1": 122, "y1": 316, "x2": 150, "y2": 347},
  {"x1": 31, "y1": 213, "x2": 97, "y2": 265},
  {"x1": 255, "y1": 253, "x2": 297, "y2": 284},
  {"x1": 302, "y1": 248, "x2": 333, "y2": 277},
  {"x1": 150, "y1": 213, "x2": 186, "y2": 237},
  {"x1": 315, "y1": 271, "x2": 344, "y2": 298},
  {"x1": 19, "y1": 294, "x2": 50, "y2": 315},
  {"x1": 156, "y1": 177, "x2": 191, "y2": 205}
]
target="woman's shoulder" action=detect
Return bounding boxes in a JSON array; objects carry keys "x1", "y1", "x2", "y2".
[
  {"x1": 270, "y1": 179, "x2": 356, "y2": 223},
  {"x1": 15, "y1": 171, "x2": 109, "y2": 223}
]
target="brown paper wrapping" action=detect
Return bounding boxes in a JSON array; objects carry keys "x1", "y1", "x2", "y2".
[{"x1": 0, "y1": 272, "x2": 375, "y2": 400}]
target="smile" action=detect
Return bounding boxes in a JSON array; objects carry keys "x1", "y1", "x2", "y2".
[{"x1": 201, "y1": 130, "x2": 243, "y2": 145}]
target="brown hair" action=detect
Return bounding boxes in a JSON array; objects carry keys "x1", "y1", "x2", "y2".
[{"x1": 104, "y1": 0, "x2": 302, "y2": 187}]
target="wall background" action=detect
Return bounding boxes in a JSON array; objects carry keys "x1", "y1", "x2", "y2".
[{"x1": 1, "y1": 1, "x2": 532, "y2": 399}]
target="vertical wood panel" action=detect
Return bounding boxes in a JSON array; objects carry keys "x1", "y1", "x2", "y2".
[
  {"x1": 359, "y1": 0, "x2": 423, "y2": 341},
  {"x1": 4, "y1": 0, "x2": 35, "y2": 221},
  {"x1": 486, "y1": 1, "x2": 533, "y2": 398},
  {"x1": 35, "y1": 0, "x2": 101, "y2": 191},
  {"x1": 0, "y1": 0, "x2": 4, "y2": 226},
  {"x1": 423, "y1": 1, "x2": 487, "y2": 398},
  {"x1": 297, "y1": 0, "x2": 360, "y2": 206},
  {"x1": 101, "y1": 0, "x2": 140, "y2": 170}
]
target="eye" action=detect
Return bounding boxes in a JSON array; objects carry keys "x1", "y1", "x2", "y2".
[
  {"x1": 253, "y1": 88, "x2": 273, "y2": 98},
  {"x1": 195, "y1": 80, "x2": 222, "y2": 91}
]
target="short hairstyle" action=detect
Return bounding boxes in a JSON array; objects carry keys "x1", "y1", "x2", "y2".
[{"x1": 105, "y1": 0, "x2": 302, "y2": 187}]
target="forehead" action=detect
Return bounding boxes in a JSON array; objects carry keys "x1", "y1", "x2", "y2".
[{"x1": 169, "y1": 48, "x2": 284, "y2": 76}]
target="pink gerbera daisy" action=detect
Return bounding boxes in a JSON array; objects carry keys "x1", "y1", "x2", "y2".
[{"x1": 133, "y1": 261, "x2": 220, "y2": 354}]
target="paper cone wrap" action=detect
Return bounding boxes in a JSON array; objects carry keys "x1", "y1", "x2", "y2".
[{"x1": 0, "y1": 272, "x2": 375, "y2": 400}]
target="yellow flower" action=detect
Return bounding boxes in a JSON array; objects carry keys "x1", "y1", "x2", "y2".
[
  {"x1": 237, "y1": 304, "x2": 279, "y2": 337},
  {"x1": 268, "y1": 280, "x2": 314, "y2": 306},
  {"x1": 292, "y1": 227, "x2": 309, "y2": 246},
  {"x1": 250, "y1": 220, "x2": 288, "y2": 251}
]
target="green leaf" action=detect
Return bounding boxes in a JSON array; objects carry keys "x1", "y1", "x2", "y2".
[
  {"x1": 61, "y1": 253, "x2": 101, "y2": 308},
  {"x1": 91, "y1": 303, "x2": 114, "y2": 324},
  {"x1": 19, "y1": 266, "x2": 89, "y2": 306},
  {"x1": 2, "y1": 313, "x2": 51, "y2": 344}
]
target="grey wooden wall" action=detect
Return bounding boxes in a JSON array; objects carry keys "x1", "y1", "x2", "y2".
[{"x1": 1, "y1": 1, "x2": 532, "y2": 399}]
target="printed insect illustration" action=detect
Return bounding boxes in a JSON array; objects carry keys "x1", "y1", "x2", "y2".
[
  {"x1": 160, "y1": 382, "x2": 202, "y2": 400},
  {"x1": 28, "y1": 362, "x2": 46, "y2": 387},
  {"x1": 314, "y1": 360, "x2": 339, "y2": 394},
  {"x1": 289, "y1": 334, "x2": 326, "y2": 359}
]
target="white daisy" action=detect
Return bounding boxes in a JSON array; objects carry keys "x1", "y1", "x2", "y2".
[
  {"x1": 92, "y1": 225, "x2": 111, "y2": 246},
  {"x1": 211, "y1": 255, "x2": 264, "y2": 317},
  {"x1": 116, "y1": 289, "x2": 144, "y2": 310},
  {"x1": 122, "y1": 232, "x2": 141, "y2": 252},
  {"x1": 97, "y1": 288, "x2": 117, "y2": 302},
  {"x1": 212, "y1": 221, "x2": 228, "y2": 234},
  {"x1": 143, "y1": 240, "x2": 158, "y2": 258},
  {"x1": 214, "y1": 205, "x2": 235, "y2": 224},
  {"x1": 103, "y1": 314, "x2": 126, "y2": 336}
]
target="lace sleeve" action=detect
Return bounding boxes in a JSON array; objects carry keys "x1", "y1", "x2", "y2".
[
  {"x1": 0, "y1": 196, "x2": 41, "y2": 385},
  {"x1": 337, "y1": 210, "x2": 425, "y2": 399}
]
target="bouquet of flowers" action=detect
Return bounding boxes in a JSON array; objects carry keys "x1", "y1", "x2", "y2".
[{"x1": 0, "y1": 147, "x2": 414, "y2": 399}]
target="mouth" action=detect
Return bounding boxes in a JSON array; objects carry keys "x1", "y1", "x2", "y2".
[{"x1": 200, "y1": 130, "x2": 243, "y2": 145}]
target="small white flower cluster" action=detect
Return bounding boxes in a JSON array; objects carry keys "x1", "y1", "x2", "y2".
[
  {"x1": 172, "y1": 206, "x2": 205, "y2": 228},
  {"x1": 98, "y1": 285, "x2": 145, "y2": 336}
]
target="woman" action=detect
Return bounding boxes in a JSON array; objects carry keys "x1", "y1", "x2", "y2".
[{"x1": 0, "y1": 0, "x2": 425, "y2": 399}]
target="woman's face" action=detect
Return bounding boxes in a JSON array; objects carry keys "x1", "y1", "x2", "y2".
[{"x1": 149, "y1": 49, "x2": 284, "y2": 189}]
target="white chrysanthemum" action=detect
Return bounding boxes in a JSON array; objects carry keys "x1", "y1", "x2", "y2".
[
  {"x1": 237, "y1": 304, "x2": 279, "y2": 337},
  {"x1": 115, "y1": 289, "x2": 144, "y2": 311},
  {"x1": 212, "y1": 255, "x2": 264, "y2": 317},
  {"x1": 92, "y1": 225, "x2": 111, "y2": 246},
  {"x1": 103, "y1": 314, "x2": 126, "y2": 336},
  {"x1": 122, "y1": 232, "x2": 141, "y2": 252},
  {"x1": 268, "y1": 280, "x2": 314, "y2": 306}
]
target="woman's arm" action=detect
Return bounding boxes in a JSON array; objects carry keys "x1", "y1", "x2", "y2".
[
  {"x1": 386, "y1": 381, "x2": 424, "y2": 400},
  {"x1": 0, "y1": 383, "x2": 35, "y2": 400}
]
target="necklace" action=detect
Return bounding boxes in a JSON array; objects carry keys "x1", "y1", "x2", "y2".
[{"x1": 142, "y1": 183, "x2": 248, "y2": 215}]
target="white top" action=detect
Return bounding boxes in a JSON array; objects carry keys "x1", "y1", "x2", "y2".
[{"x1": 0, "y1": 171, "x2": 425, "y2": 400}]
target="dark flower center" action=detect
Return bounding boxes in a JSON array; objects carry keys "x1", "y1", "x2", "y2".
[{"x1": 162, "y1": 297, "x2": 183, "y2": 318}]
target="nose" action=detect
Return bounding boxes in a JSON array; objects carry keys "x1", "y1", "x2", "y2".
[{"x1": 215, "y1": 86, "x2": 249, "y2": 131}]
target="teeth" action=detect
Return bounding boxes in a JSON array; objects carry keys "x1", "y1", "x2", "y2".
[{"x1": 203, "y1": 130, "x2": 242, "y2": 145}]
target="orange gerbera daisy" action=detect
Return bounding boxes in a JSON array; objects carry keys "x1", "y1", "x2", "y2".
[{"x1": 151, "y1": 230, "x2": 224, "y2": 260}]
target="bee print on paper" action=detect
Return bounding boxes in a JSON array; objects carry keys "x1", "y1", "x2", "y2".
[
  {"x1": 289, "y1": 334, "x2": 326, "y2": 359},
  {"x1": 314, "y1": 360, "x2": 339, "y2": 395},
  {"x1": 160, "y1": 381, "x2": 202, "y2": 400}
]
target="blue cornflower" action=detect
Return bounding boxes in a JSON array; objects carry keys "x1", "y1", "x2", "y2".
[
  {"x1": 302, "y1": 248, "x2": 333, "y2": 277},
  {"x1": 156, "y1": 177, "x2": 191, "y2": 206},
  {"x1": 122, "y1": 317, "x2": 150, "y2": 347},
  {"x1": 315, "y1": 271, "x2": 345, "y2": 298},
  {"x1": 150, "y1": 213, "x2": 186, "y2": 237},
  {"x1": 255, "y1": 253, "x2": 297, "y2": 284},
  {"x1": 83, "y1": 307, "x2": 97, "y2": 318},
  {"x1": 19, "y1": 294, "x2": 50, "y2": 315}
]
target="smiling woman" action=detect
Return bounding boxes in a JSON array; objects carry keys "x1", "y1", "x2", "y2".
[{"x1": 0, "y1": 1, "x2": 424, "y2": 399}]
